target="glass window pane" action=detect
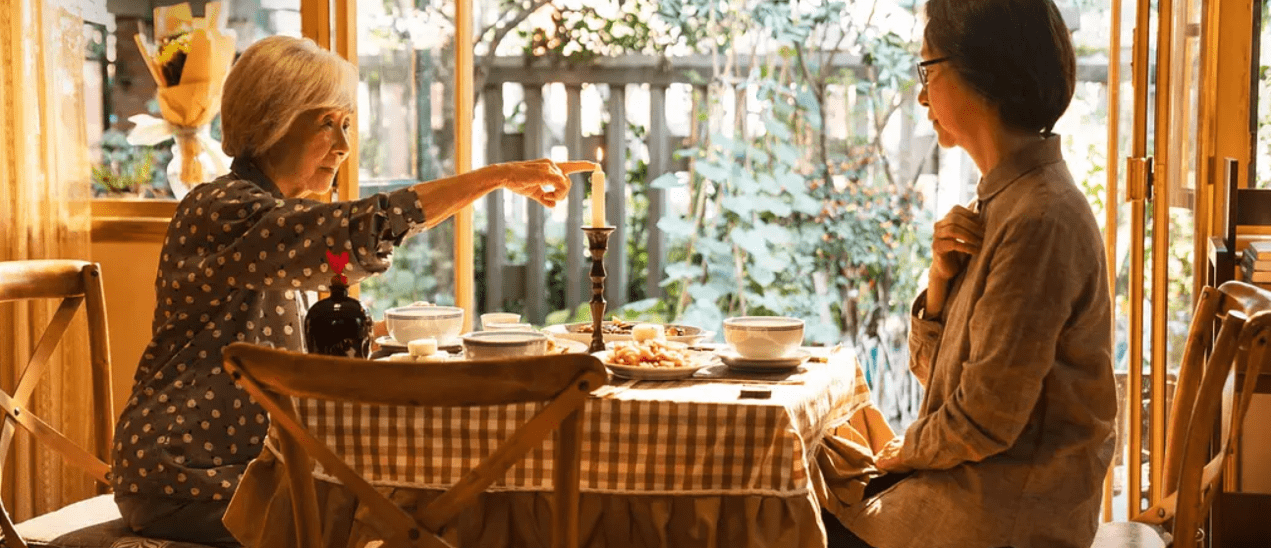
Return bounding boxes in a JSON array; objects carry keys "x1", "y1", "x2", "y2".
[
  {"x1": 86, "y1": 0, "x2": 300, "y2": 200},
  {"x1": 355, "y1": 1, "x2": 458, "y2": 316}
]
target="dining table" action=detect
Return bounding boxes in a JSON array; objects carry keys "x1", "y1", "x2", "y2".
[{"x1": 225, "y1": 345, "x2": 895, "y2": 548}]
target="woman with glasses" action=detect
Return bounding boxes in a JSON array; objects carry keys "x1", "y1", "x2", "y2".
[{"x1": 824, "y1": 1, "x2": 1117, "y2": 547}]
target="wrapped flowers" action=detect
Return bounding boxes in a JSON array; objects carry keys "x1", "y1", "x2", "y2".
[{"x1": 128, "y1": 2, "x2": 235, "y2": 198}]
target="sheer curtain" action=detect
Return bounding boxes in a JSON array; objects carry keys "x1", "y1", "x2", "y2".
[{"x1": 0, "y1": 0, "x2": 99, "y2": 520}]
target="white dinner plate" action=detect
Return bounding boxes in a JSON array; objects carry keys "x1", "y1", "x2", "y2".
[
  {"x1": 594, "y1": 350, "x2": 709, "y2": 380},
  {"x1": 717, "y1": 348, "x2": 810, "y2": 373}
]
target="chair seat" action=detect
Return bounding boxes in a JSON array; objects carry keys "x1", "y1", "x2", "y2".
[
  {"x1": 1090, "y1": 521, "x2": 1171, "y2": 548},
  {"x1": 12, "y1": 494, "x2": 216, "y2": 548}
]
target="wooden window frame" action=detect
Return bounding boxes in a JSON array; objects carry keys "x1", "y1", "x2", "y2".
[{"x1": 91, "y1": 0, "x2": 477, "y2": 328}]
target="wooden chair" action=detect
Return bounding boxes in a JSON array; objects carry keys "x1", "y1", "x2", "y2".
[
  {"x1": 0, "y1": 260, "x2": 213, "y2": 548},
  {"x1": 1092, "y1": 281, "x2": 1271, "y2": 548},
  {"x1": 221, "y1": 342, "x2": 608, "y2": 548}
]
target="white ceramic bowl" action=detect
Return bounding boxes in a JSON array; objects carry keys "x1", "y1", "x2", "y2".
[
  {"x1": 481, "y1": 312, "x2": 522, "y2": 329},
  {"x1": 385, "y1": 305, "x2": 464, "y2": 344},
  {"x1": 461, "y1": 331, "x2": 549, "y2": 360},
  {"x1": 722, "y1": 316, "x2": 804, "y2": 359}
]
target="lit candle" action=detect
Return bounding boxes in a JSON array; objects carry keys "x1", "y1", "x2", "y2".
[
  {"x1": 590, "y1": 169, "x2": 606, "y2": 227},
  {"x1": 591, "y1": 147, "x2": 606, "y2": 227}
]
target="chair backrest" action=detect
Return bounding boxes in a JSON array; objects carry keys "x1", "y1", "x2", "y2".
[
  {"x1": 0, "y1": 260, "x2": 115, "y2": 548},
  {"x1": 1138, "y1": 281, "x2": 1271, "y2": 548},
  {"x1": 221, "y1": 342, "x2": 608, "y2": 548}
]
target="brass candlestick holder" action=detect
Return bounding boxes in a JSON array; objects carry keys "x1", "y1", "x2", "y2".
[{"x1": 583, "y1": 226, "x2": 615, "y2": 353}]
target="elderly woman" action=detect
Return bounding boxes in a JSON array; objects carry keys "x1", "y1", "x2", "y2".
[
  {"x1": 110, "y1": 35, "x2": 592, "y2": 544},
  {"x1": 825, "y1": 1, "x2": 1117, "y2": 547}
]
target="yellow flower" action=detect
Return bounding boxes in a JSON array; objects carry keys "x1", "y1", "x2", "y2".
[{"x1": 155, "y1": 33, "x2": 192, "y2": 66}]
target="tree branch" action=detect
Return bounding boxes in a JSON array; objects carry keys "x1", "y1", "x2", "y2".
[
  {"x1": 793, "y1": 46, "x2": 823, "y2": 103},
  {"x1": 474, "y1": 0, "x2": 554, "y2": 94},
  {"x1": 905, "y1": 136, "x2": 939, "y2": 189},
  {"x1": 868, "y1": 90, "x2": 905, "y2": 187}
]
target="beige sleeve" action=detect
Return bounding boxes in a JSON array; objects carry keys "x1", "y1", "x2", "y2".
[
  {"x1": 901, "y1": 215, "x2": 1082, "y2": 470},
  {"x1": 908, "y1": 289, "x2": 943, "y2": 389}
]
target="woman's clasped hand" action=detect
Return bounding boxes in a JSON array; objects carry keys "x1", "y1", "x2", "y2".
[{"x1": 924, "y1": 204, "x2": 985, "y2": 319}]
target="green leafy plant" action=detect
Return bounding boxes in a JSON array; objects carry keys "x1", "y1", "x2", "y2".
[
  {"x1": 92, "y1": 128, "x2": 164, "y2": 196},
  {"x1": 648, "y1": 1, "x2": 927, "y2": 350},
  {"x1": 483, "y1": 1, "x2": 931, "y2": 356}
]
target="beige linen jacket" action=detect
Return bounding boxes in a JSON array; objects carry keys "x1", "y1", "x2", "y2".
[{"x1": 839, "y1": 137, "x2": 1117, "y2": 548}]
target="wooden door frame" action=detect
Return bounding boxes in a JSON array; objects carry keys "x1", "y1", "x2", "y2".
[
  {"x1": 455, "y1": 0, "x2": 475, "y2": 331},
  {"x1": 305, "y1": 0, "x2": 476, "y2": 328},
  {"x1": 1118, "y1": 0, "x2": 1236, "y2": 520}
]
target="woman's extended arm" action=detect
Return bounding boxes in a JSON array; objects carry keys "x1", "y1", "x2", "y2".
[
  {"x1": 172, "y1": 181, "x2": 425, "y2": 294},
  {"x1": 411, "y1": 159, "x2": 598, "y2": 229}
]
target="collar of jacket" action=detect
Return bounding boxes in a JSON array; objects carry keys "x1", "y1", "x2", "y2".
[
  {"x1": 975, "y1": 134, "x2": 1064, "y2": 206},
  {"x1": 228, "y1": 156, "x2": 285, "y2": 199}
]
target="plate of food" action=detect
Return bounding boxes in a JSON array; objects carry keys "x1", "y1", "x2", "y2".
[
  {"x1": 545, "y1": 337, "x2": 589, "y2": 355},
  {"x1": 595, "y1": 339, "x2": 713, "y2": 380},
  {"x1": 543, "y1": 319, "x2": 712, "y2": 345}
]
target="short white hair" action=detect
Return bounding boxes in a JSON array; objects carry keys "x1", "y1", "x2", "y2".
[{"x1": 220, "y1": 36, "x2": 357, "y2": 159}]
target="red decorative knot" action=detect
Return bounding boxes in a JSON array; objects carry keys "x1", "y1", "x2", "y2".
[{"x1": 326, "y1": 250, "x2": 351, "y2": 286}]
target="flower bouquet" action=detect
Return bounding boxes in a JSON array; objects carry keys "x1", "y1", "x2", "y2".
[{"x1": 127, "y1": 1, "x2": 235, "y2": 198}]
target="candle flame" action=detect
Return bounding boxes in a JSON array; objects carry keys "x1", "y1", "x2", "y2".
[{"x1": 596, "y1": 146, "x2": 604, "y2": 163}]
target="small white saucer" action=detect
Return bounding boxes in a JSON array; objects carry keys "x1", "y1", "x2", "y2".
[
  {"x1": 374, "y1": 350, "x2": 454, "y2": 363},
  {"x1": 376, "y1": 335, "x2": 462, "y2": 351},
  {"x1": 375, "y1": 336, "x2": 407, "y2": 351},
  {"x1": 717, "y1": 348, "x2": 810, "y2": 372}
]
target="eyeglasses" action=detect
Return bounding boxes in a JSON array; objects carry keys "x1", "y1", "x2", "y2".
[{"x1": 916, "y1": 57, "x2": 951, "y2": 86}]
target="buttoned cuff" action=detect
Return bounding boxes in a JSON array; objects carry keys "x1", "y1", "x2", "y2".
[
  {"x1": 910, "y1": 289, "x2": 943, "y2": 339},
  {"x1": 382, "y1": 187, "x2": 428, "y2": 245},
  {"x1": 908, "y1": 290, "x2": 942, "y2": 386}
]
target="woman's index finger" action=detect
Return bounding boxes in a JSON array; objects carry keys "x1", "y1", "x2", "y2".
[{"x1": 557, "y1": 161, "x2": 602, "y2": 174}]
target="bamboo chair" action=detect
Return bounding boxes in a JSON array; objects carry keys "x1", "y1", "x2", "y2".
[
  {"x1": 0, "y1": 260, "x2": 214, "y2": 548},
  {"x1": 221, "y1": 342, "x2": 608, "y2": 548},
  {"x1": 1092, "y1": 281, "x2": 1271, "y2": 548}
]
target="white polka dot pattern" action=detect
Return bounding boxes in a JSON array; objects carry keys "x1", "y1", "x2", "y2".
[{"x1": 111, "y1": 161, "x2": 426, "y2": 503}]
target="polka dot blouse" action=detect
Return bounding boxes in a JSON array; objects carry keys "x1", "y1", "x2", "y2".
[{"x1": 111, "y1": 157, "x2": 426, "y2": 503}]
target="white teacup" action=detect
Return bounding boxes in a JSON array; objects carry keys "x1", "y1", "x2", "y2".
[
  {"x1": 723, "y1": 316, "x2": 804, "y2": 359},
  {"x1": 481, "y1": 312, "x2": 522, "y2": 330}
]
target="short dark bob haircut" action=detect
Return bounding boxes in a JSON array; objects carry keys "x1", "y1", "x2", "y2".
[{"x1": 924, "y1": 0, "x2": 1076, "y2": 135}]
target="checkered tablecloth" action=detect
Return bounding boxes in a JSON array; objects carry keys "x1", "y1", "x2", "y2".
[{"x1": 296, "y1": 347, "x2": 870, "y2": 497}]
